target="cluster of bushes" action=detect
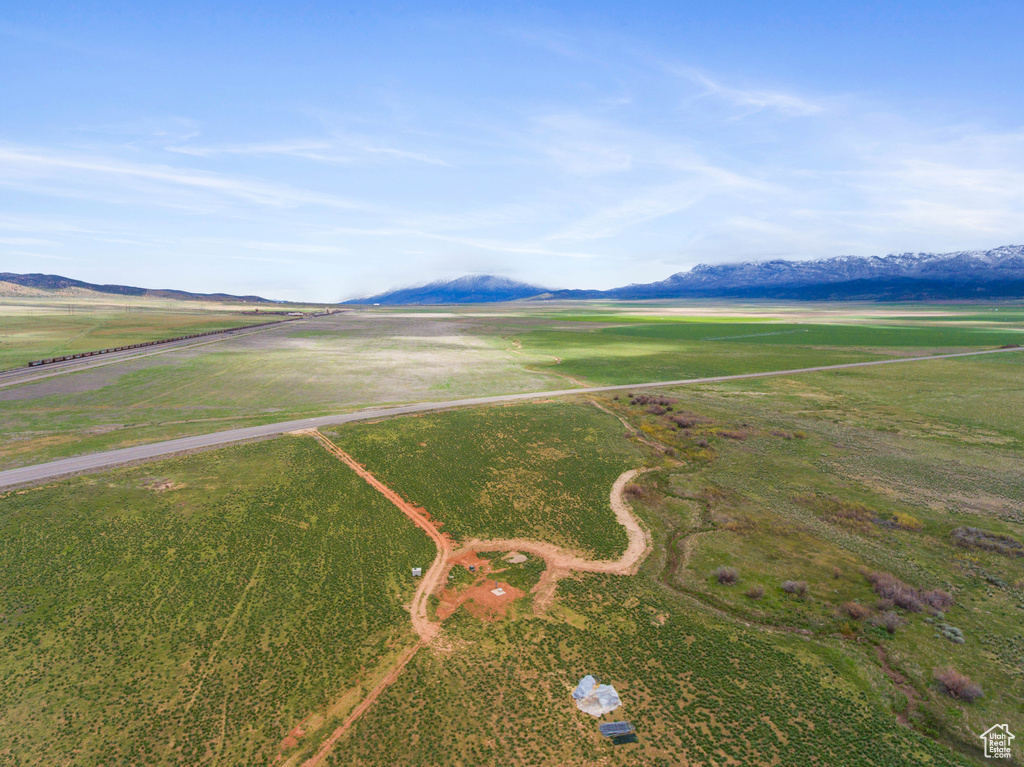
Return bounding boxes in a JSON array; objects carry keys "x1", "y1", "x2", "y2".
[
  {"x1": 951, "y1": 526, "x2": 1023, "y2": 557},
  {"x1": 928, "y1": 619, "x2": 965, "y2": 644},
  {"x1": 623, "y1": 393, "x2": 678, "y2": 415},
  {"x1": 841, "y1": 601, "x2": 902, "y2": 633},
  {"x1": 870, "y1": 611, "x2": 902, "y2": 634},
  {"x1": 864, "y1": 570, "x2": 954, "y2": 613},
  {"x1": 715, "y1": 566, "x2": 739, "y2": 584},
  {"x1": 668, "y1": 413, "x2": 711, "y2": 429},
  {"x1": 768, "y1": 429, "x2": 807, "y2": 440},
  {"x1": 795, "y1": 494, "x2": 923, "y2": 535},
  {"x1": 626, "y1": 393, "x2": 677, "y2": 407},
  {"x1": 619, "y1": 394, "x2": 721, "y2": 451},
  {"x1": 933, "y1": 666, "x2": 983, "y2": 702},
  {"x1": 781, "y1": 580, "x2": 808, "y2": 597},
  {"x1": 712, "y1": 568, "x2": 810, "y2": 599},
  {"x1": 623, "y1": 483, "x2": 657, "y2": 503},
  {"x1": 842, "y1": 602, "x2": 871, "y2": 621}
]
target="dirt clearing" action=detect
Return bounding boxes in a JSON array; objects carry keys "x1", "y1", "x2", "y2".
[{"x1": 298, "y1": 429, "x2": 651, "y2": 767}]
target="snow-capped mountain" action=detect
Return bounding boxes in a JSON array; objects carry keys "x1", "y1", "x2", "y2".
[
  {"x1": 545, "y1": 245, "x2": 1024, "y2": 301},
  {"x1": 346, "y1": 274, "x2": 549, "y2": 305}
]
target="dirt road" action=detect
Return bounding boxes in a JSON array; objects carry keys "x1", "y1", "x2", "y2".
[
  {"x1": 296, "y1": 642, "x2": 421, "y2": 767},
  {"x1": 308, "y1": 430, "x2": 451, "y2": 642},
  {"x1": 294, "y1": 433, "x2": 653, "y2": 765},
  {"x1": 3, "y1": 345, "x2": 1020, "y2": 491},
  {"x1": 452, "y1": 467, "x2": 652, "y2": 576}
]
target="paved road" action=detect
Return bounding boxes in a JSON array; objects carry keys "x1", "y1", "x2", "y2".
[{"x1": 0, "y1": 346, "x2": 1019, "y2": 489}]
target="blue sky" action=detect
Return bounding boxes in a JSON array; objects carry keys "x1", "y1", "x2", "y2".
[{"x1": 2, "y1": 1, "x2": 1023, "y2": 301}]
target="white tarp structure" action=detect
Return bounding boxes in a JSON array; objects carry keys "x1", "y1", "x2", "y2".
[
  {"x1": 572, "y1": 675, "x2": 596, "y2": 699},
  {"x1": 571, "y1": 675, "x2": 622, "y2": 717}
]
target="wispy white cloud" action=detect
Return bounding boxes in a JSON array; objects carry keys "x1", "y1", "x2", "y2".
[
  {"x1": 0, "y1": 144, "x2": 372, "y2": 211},
  {"x1": 357, "y1": 143, "x2": 449, "y2": 166},
  {"x1": 534, "y1": 114, "x2": 635, "y2": 175},
  {"x1": 670, "y1": 66, "x2": 824, "y2": 117},
  {"x1": 221, "y1": 253, "x2": 326, "y2": 267},
  {"x1": 167, "y1": 139, "x2": 348, "y2": 163},
  {"x1": 167, "y1": 134, "x2": 449, "y2": 166},
  {"x1": 330, "y1": 225, "x2": 600, "y2": 260},
  {"x1": 0, "y1": 236, "x2": 57, "y2": 246}
]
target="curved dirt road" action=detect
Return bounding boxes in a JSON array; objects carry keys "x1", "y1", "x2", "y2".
[
  {"x1": 297, "y1": 434, "x2": 653, "y2": 766},
  {"x1": 452, "y1": 468, "x2": 653, "y2": 574},
  {"x1": 2, "y1": 346, "x2": 1020, "y2": 490},
  {"x1": 450, "y1": 468, "x2": 653, "y2": 613}
]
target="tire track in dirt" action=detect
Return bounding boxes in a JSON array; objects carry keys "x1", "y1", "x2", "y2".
[
  {"x1": 588, "y1": 399, "x2": 677, "y2": 457},
  {"x1": 450, "y1": 467, "x2": 652, "y2": 613},
  {"x1": 296, "y1": 642, "x2": 421, "y2": 767},
  {"x1": 295, "y1": 431, "x2": 652, "y2": 766},
  {"x1": 184, "y1": 558, "x2": 264, "y2": 714}
]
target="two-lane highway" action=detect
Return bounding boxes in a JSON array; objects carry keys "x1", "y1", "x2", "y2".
[{"x1": 0, "y1": 345, "x2": 1020, "y2": 490}]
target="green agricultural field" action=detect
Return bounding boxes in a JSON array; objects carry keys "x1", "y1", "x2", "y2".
[
  {"x1": 0, "y1": 300, "x2": 268, "y2": 370},
  {"x1": 332, "y1": 575, "x2": 970, "y2": 767},
  {"x1": 513, "y1": 316, "x2": 1024, "y2": 385},
  {"x1": 324, "y1": 401, "x2": 645, "y2": 558},
  {"x1": 0, "y1": 436, "x2": 435, "y2": 766},
  {"x1": 2, "y1": 301, "x2": 1020, "y2": 472},
  {"x1": 0, "y1": 311, "x2": 561, "y2": 470},
  {"x1": 592, "y1": 352, "x2": 1024, "y2": 760}
]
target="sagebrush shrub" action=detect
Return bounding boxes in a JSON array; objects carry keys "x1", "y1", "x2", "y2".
[
  {"x1": 843, "y1": 602, "x2": 870, "y2": 620},
  {"x1": 934, "y1": 667, "x2": 983, "y2": 702},
  {"x1": 872, "y1": 611, "x2": 901, "y2": 634},
  {"x1": 715, "y1": 566, "x2": 739, "y2": 585},
  {"x1": 782, "y1": 580, "x2": 807, "y2": 597}
]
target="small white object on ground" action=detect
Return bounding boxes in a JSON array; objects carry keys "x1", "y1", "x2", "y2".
[{"x1": 491, "y1": 587, "x2": 506, "y2": 596}]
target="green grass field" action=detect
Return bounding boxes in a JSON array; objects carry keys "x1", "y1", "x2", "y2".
[
  {"x1": 325, "y1": 401, "x2": 645, "y2": 558},
  {"x1": 0, "y1": 312, "x2": 560, "y2": 471},
  {"x1": 0, "y1": 436, "x2": 434, "y2": 766},
  {"x1": 332, "y1": 574, "x2": 970, "y2": 767},
  {"x1": 2, "y1": 299, "x2": 1022, "y2": 765},
  {"x1": 313, "y1": 354, "x2": 1022, "y2": 765},
  {"x1": 0, "y1": 303, "x2": 270, "y2": 370},
  {"x1": 2, "y1": 302, "x2": 1020, "y2": 472},
  {"x1": 591, "y1": 353, "x2": 1024, "y2": 760},
  {"x1": 514, "y1": 317, "x2": 1023, "y2": 385}
]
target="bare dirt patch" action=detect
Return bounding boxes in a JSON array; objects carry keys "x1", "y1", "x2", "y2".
[
  {"x1": 448, "y1": 550, "x2": 490, "y2": 569},
  {"x1": 143, "y1": 478, "x2": 187, "y2": 492},
  {"x1": 437, "y1": 580, "x2": 526, "y2": 621}
]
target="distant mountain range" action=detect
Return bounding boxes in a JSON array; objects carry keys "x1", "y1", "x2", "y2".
[
  {"x1": 347, "y1": 274, "x2": 550, "y2": 305},
  {"x1": 7, "y1": 245, "x2": 1024, "y2": 306},
  {"x1": 0, "y1": 272, "x2": 271, "y2": 303},
  {"x1": 350, "y1": 245, "x2": 1024, "y2": 304}
]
